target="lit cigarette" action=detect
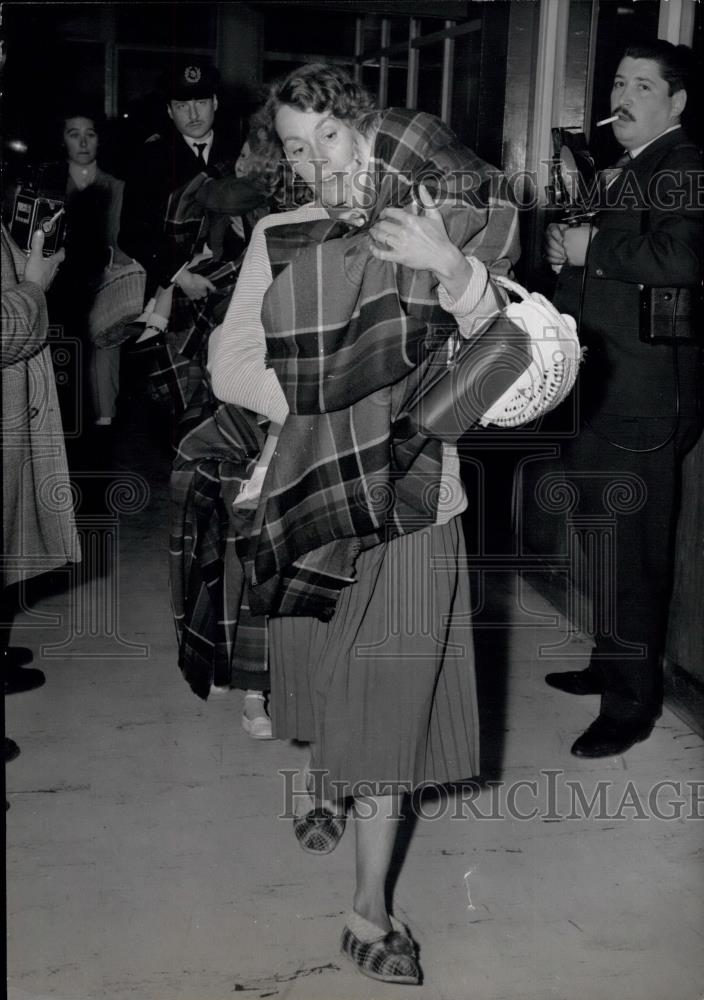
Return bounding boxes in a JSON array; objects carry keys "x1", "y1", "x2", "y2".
[{"x1": 597, "y1": 114, "x2": 619, "y2": 127}]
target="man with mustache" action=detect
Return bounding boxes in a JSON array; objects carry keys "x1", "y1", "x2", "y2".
[
  {"x1": 119, "y1": 58, "x2": 259, "y2": 301},
  {"x1": 543, "y1": 41, "x2": 703, "y2": 757}
]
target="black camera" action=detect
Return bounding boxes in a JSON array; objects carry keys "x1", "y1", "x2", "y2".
[{"x1": 10, "y1": 188, "x2": 66, "y2": 256}]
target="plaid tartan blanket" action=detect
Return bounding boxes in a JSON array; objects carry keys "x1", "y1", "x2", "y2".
[
  {"x1": 145, "y1": 261, "x2": 245, "y2": 419},
  {"x1": 151, "y1": 174, "x2": 266, "y2": 417},
  {"x1": 247, "y1": 109, "x2": 519, "y2": 618},
  {"x1": 163, "y1": 171, "x2": 267, "y2": 262},
  {"x1": 170, "y1": 379, "x2": 269, "y2": 700}
]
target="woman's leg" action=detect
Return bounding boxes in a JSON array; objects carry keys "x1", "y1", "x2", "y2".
[
  {"x1": 88, "y1": 344, "x2": 120, "y2": 423},
  {"x1": 352, "y1": 794, "x2": 402, "y2": 931},
  {"x1": 243, "y1": 689, "x2": 270, "y2": 721},
  {"x1": 242, "y1": 690, "x2": 273, "y2": 740},
  {"x1": 343, "y1": 793, "x2": 420, "y2": 984}
]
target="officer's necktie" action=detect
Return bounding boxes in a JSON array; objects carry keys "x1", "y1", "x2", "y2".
[{"x1": 194, "y1": 142, "x2": 208, "y2": 167}]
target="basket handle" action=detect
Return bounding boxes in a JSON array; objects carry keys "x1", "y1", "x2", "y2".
[{"x1": 493, "y1": 274, "x2": 533, "y2": 303}]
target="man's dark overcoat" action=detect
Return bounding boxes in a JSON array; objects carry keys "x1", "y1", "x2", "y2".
[{"x1": 551, "y1": 125, "x2": 703, "y2": 722}]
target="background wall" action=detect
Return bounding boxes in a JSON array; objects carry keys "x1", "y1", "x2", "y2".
[{"x1": 2, "y1": 2, "x2": 521, "y2": 183}]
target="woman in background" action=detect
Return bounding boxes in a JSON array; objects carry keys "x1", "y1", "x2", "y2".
[{"x1": 43, "y1": 109, "x2": 128, "y2": 432}]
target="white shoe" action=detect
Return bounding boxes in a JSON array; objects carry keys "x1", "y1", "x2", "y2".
[
  {"x1": 242, "y1": 692, "x2": 274, "y2": 740},
  {"x1": 241, "y1": 713, "x2": 274, "y2": 739}
]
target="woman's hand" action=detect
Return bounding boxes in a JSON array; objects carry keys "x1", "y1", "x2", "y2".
[
  {"x1": 337, "y1": 208, "x2": 367, "y2": 228},
  {"x1": 368, "y1": 183, "x2": 472, "y2": 300}
]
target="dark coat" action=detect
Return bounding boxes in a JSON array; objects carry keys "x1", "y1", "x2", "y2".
[
  {"x1": 38, "y1": 161, "x2": 124, "y2": 269},
  {"x1": 39, "y1": 163, "x2": 127, "y2": 325},
  {"x1": 553, "y1": 126, "x2": 703, "y2": 418},
  {"x1": 547, "y1": 127, "x2": 703, "y2": 719},
  {"x1": 118, "y1": 128, "x2": 263, "y2": 293}
]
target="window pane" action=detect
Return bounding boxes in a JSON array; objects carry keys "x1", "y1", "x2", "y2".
[
  {"x1": 361, "y1": 65, "x2": 380, "y2": 103},
  {"x1": 419, "y1": 17, "x2": 450, "y2": 36},
  {"x1": 450, "y1": 29, "x2": 480, "y2": 147},
  {"x1": 389, "y1": 18, "x2": 410, "y2": 47},
  {"x1": 387, "y1": 66, "x2": 409, "y2": 109},
  {"x1": 415, "y1": 42, "x2": 444, "y2": 119},
  {"x1": 362, "y1": 14, "x2": 383, "y2": 54}
]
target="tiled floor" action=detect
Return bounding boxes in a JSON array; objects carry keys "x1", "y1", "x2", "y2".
[{"x1": 5, "y1": 407, "x2": 704, "y2": 1000}]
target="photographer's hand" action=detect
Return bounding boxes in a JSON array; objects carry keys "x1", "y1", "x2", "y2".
[
  {"x1": 562, "y1": 224, "x2": 595, "y2": 267},
  {"x1": 544, "y1": 223, "x2": 568, "y2": 268},
  {"x1": 24, "y1": 229, "x2": 65, "y2": 292}
]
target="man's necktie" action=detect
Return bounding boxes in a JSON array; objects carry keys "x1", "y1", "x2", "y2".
[
  {"x1": 194, "y1": 143, "x2": 207, "y2": 167},
  {"x1": 599, "y1": 152, "x2": 632, "y2": 191}
]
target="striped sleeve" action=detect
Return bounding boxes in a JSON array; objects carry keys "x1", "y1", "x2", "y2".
[
  {"x1": 437, "y1": 187, "x2": 519, "y2": 337},
  {"x1": 437, "y1": 256, "x2": 508, "y2": 339},
  {"x1": 208, "y1": 205, "x2": 327, "y2": 424}
]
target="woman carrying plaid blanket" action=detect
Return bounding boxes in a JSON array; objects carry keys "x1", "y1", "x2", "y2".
[
  {"x1": 208, "y1": 63, "x2": 520, "y2": 986},
  {"x1": 160, "y1": 150, "x2": 276, "y2": 738}
]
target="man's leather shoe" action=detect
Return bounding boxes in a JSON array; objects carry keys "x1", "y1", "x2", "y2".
[
  {"x1": 571, "y1": 714, "x2": 654, "y2": 758},
  {"x1": 4, "y1": 666, "x2": 46, "y2": 695},
  {"x1": 5, "y1": 738, "x2": 20, "y2": 763},
  {"x1": 2, "y1": 646, "x2": 33, "y2": 669},
  {"x1": 545, "y1": 669, "x2": 602, "y2": 695}
]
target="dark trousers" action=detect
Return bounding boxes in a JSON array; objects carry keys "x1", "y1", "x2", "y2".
[
  {"x1": 0, "y1": 585, "x2": 20, "y2": 652},
  {"x1": 562, "y1": 407, "x2": 702, "y2": 723}
]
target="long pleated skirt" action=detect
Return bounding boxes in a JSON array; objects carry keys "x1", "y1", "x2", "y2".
[{"x1": 269, "y1": 516, "x2": 479, "y2": 800}]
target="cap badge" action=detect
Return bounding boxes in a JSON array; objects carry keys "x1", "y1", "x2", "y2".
[{"x1": 184, "y1": 65, "x2": 202, "y2": 84}]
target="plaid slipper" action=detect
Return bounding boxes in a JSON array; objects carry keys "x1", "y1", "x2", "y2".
[
  {"x1": 340, "y1": 912, "x2": 421, "y2": 985},
  {"x1": 293, "y1": 807, "x2": 346, "y2": 854}
]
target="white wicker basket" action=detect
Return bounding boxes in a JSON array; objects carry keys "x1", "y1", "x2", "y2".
[{"x1": 479, "y1": 275, "x2": 582, "y2": 427}]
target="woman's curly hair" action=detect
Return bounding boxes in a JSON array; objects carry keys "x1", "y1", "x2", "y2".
[{"x1": 244, "y1": 62, "x2": 376, "y2": 210}]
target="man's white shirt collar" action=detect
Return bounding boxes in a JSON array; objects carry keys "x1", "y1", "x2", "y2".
[
  {"x1": 627, "y1": 124, "x2": 680, "y2": 161},
  {"x1": 184, "y1": 131, "x2": 214, "y2": 161}
]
